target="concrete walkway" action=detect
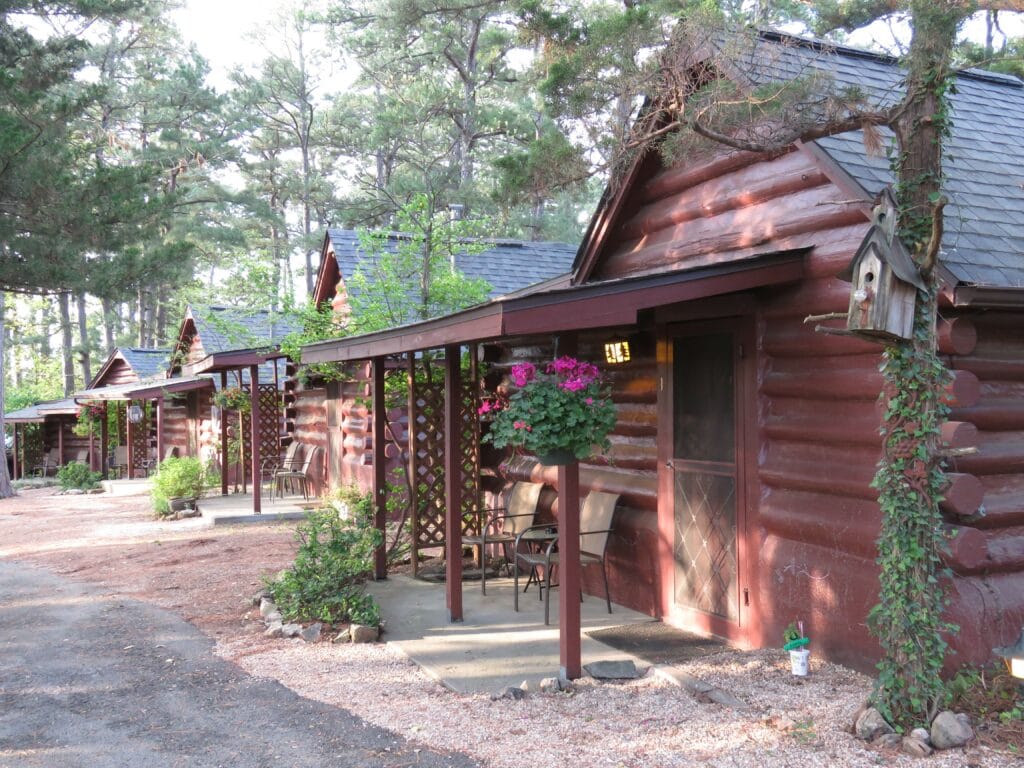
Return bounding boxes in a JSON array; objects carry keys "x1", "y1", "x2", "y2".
[
  {"x1": 366, "y1": 574, "x2": 656, "y2": 694},
  {"x1": 196, "y1": 492, "x2": 311, "y2": 525}
]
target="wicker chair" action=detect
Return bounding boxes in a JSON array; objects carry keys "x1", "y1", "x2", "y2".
[{"x1": 513, "y1": 491, "x2": 620, "y2": 625}]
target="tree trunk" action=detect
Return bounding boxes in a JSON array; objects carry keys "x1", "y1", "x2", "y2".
[
  {"x1": 58, "y1": 291, "x2": 75, "y2": 396},
  {"x1": 137, "y1": 287, "x2": 147, "y2": 347},
  {"x1": 155, "y1": 295, "x2": 167, "y2": 345},
  {"x1": 101, "y1": 296, "x2": 116, "y2": 355},
  {"x1": 0, "y1": 292, "x2": 14, "y2": 498},
  {"x1": 76, "y1": 291, "x2": 92, "y2": 385},
  {"x1": 39, "y1": 302, "x2": 53, "y2": 357}
]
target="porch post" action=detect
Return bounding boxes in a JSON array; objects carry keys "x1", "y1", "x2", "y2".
[
  {"x1": 11, "y1": 423, "x2": 18, "y2": 479},
  {"x1": 444, "y1": 345, "x2": 463, "y2": 622},
  {"x1": 407, "y1": 354, "x2": 419, "y2": 577},
  {"x1": 100, "y1": 403, "x2": 109, "y2": 479},
  {"x1": 126, "y1": 406, "x2": 135, "y2": 480},
  {"x1": 249, "y1": 364, "x2": 261, "y2": 515},
  {"x1": 558, "y1": 333, "x2": 582, "y2": 680},
  {"x1": 220, "y1": 372, "x2": 228, "y2": 496},
  {"x1": 57, "y1": 417, "x2": 64, "y2": 467},
  {"x1": 155, "y1": 397, "x2": 164, "y2": 468},
  {"x1": 372, "y1": 356, "x2": 387, "y2": 580},
  {"x1": 88, "y1": 424, "x2": 96, "y2": 472}
]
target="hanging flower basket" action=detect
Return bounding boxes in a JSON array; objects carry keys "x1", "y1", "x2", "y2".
[
  {"x1": 482, "y1": 357, "x2": 616, "y2": 463},
  {"x1": 212, "y1": 386, "x2": 251, "y2": 414}
]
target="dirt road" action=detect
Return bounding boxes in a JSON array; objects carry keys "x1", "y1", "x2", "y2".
[{"x1": 0, "y1": 489, "x2": 477, "y2": 768}]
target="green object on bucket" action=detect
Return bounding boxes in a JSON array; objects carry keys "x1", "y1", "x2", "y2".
[{"x1": 784, "y1": 637, "x2": 810, "y2": 651}]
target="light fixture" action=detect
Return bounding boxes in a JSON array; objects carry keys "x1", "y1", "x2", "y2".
[
  {"x1": 127, "y1": 404, "x2": 144, "y2": 424},
  {"x1": 995, "y1": 627, "x2": 1024, "y2": 681},
  {"x1": 604, "y1": 340, "x2": 631, "y2": 365}
]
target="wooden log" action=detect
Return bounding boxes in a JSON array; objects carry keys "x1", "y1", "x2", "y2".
[
  {"x1": 760, "y1": 277, "x2": 853, "y2": 320},
  {"x1": 950, "y1": 430, "x2": 1023, "y2": 475},
  {"x1": 940, "y1": 421, "x2": 978, "y2": 449},
  {"x1": 619, "y1": 150, "x2": 828, "y2": 240},
  {"x1": 954, "y1": 356, "x2": 1024, "y2": 382},
  {"x1": 969, "y1": 476, "x2": 1024, "y2": 529},
  {"x1": 940, "y1": 472, "x2": 984, "y2": 517},
  {"x1": 613, "y1": 402, "x2": 658, "y2": 437},
  {"x1": 984, "y1": 532, "x2": 1024, "y2": 573},
  {"x1": 944, "y1": 370, "x2": 981, "y2": 409},
  {"x1": 759, "y1": 441, "x2": 879, "y2": 499},
  {"x1": 763, "y1": 398, "x2": 883, "y2": 446},
  {"x1": 951, "y1": 399, "x2": 1024, "y2": 431},
  {"x1": 762, "y1": 353, "x2": 884, "y2": 401},
  {"x1": 502, "y1": 456, "x2": 658, "y2": 511},
  {"x1": 600, "y1": 191, "x2": 866, "y2": 280},
  {"x1": 938, "y1": 317, "x2": 977, "y2": 356},
  {"x1": 760, "y1": 487, "x2": 880, "y2": 560},
  {"x1": 764, "y1": 315, "x2": 879, "y2": 359},
  {"x1": 944, "y1": 524, "x2": 990, "y2": 574},
  {"x1": 637, "y1": 149, "x2": 777, "y2": 204}
]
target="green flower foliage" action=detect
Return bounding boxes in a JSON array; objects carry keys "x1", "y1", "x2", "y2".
[
  {"x1": 483, "y1": 357, "x2": 617, "y2": 461},
  {"x1": 150, "y1": 457, "x2": 206, "y2": 517},
  {"x1": 266, "y1": 490, "x2": 383, "y2": 626}
]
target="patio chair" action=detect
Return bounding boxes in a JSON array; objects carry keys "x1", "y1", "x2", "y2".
[
  {"x1": 110, "y1": 446, "x2": 129, "y2": 478},
  {"x1": 72, "y1": 449, "x2": 90, "y2": 465},
  {"x1": 261, "y1": 441, "x2": 304, "y2": 488},
  {"x1": 32, "y1": 447, "x2": 61, "y2": 477},
  {"x1": 141, "y1": 446, "x2": 178, "y2": 476},
  {"x1": 513, "y1": 491, "x2": 620, "y2": 625},
  {"x1": 274, "y1": 445, "x2": 319, "y2": 501},
  {"x1": 462, "y1": 481, "x2": 545, "y2": 595}
]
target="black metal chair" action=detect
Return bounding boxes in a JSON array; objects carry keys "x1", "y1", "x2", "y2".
[{"x1": 462, "y1": 481, "x2": 544, "y2": 595}]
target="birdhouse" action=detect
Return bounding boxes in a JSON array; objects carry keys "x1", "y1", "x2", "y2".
[{"x1": 839, "y1": 189, "x2": 926, "y2": 342}]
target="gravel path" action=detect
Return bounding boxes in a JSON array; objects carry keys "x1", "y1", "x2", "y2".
[{"x1": 0, "y1": 559, "x2": 478, "y2": 768}]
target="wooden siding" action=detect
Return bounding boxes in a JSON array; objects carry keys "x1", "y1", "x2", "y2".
[{"x1": 98, "y1": 358, "x2": 138, "y2": 388}]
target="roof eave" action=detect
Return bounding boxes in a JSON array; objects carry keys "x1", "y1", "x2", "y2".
[{"x1": 953, "y1": 285, "x2": 1024, "y2": 309}]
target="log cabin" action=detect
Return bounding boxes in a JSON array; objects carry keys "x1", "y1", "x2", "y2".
[
  {"x1": 296, "y1": 230, "x2": 577, "y2": 494},
  {"x1": 301, "y1": 31, "x2": 1024, "y2": 672}
]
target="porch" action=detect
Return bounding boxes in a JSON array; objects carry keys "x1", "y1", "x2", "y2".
[
  {"x1": 366, "y1": 573, "x2": 655, "y2": 694},
  {"x1": 196, "y1": 492, "x2": 312, "y2": 526}
]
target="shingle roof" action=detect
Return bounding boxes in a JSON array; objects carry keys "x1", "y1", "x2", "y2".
[
  {"x1": 734, "y1": 31, "x2": 1024, "y2": 288},
  {"x1": 188, "y1": 306, "x2": 301, "y2": 355},
  {"x1": 326, "y1": 229, "x2": 578, "y2": 306},
  {"x1": 119, "y1": 348, "x2": 171, "y2": 380}
]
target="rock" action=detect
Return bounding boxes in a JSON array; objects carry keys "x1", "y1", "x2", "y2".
[
  {"x1": 332, "y1": 628, "x2": 351, "y2": 644},
  {"x1": 259, "y1": 598, "x2": 277, "y2": 619},
  {"x1": 301, "y1": 623, "x2": 322, "y2": 643},
  {"x1": 350, "y1": 624, "x2": 379, "y2": 644},
  {"x1": 955, "y1": 713, "x2": 972, "y2": 729},
  {"x1": 87, "y1": 488, "x2": 103, "y2": 494},
  {"x1": 264, "y1": 611, "x2": 282, "y2": 626},
  {"x1": 64, "y1": 488, "x2": 85, "y2": 495},
  {"x1": 910, "y1": 727, "x2": 931, "y2": 744},
  {"x1": 583, "y1": 660, "x2": 640, "y2": 680},
  {"x1": 281, "y1": 623, "x2": 302, "y2": 638},
  {"x1": 872, "y1": 733, "x2": 902, "y2": 749},
  {"x1": 252, "y1": 590, "x2": 271, "y2": 607},
  {"x1": 489, "y1": 685, "x2": 527, "y2": 702},
  {"x1": 264, "y1": 621, "x2": 283, "y2": 638},
  {"x1": 931, "y1": 710, "x2": 973, "y2": 750},
  {"x1": 855, "y1": 708, "x2": 895, "y2": 742},
  {"x1": 540, "y1": 677, "x2": 566, "y2": 694},
  {"x1": 902, "y1": 736, "x2": 933, "y2": 758}
]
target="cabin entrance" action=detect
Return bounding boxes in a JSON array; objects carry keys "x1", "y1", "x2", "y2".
[{"x1": 659, "y1": 320, "x2": 752, "y2": 641}]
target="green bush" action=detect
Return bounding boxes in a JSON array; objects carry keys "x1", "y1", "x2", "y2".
[
  {"x1": 151, "y1": 456, "x2": 206, "y2": 517},
  {"x1": 267, "y1": 489, "x2": 383, "y2": 626},
  {"x1": 56, "y1": 461, "x2": 102, "y2": 491}
]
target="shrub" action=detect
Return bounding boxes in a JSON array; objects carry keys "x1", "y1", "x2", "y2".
[
  {"x1": 57, "y1": 461, "x2": 101, "y2": 491},
  {"x1": 267, "y1": 489, "x2": 383, "y2": 626},
  {"x1": 151, "y1": 456, "x2": 206, "y2": 517}
]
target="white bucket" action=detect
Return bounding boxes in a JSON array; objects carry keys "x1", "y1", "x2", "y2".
[{"x1": 790, "y1": 648, "x2": 810, "y2": 676}]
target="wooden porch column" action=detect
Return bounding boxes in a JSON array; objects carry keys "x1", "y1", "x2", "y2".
[
  {"x1": 558, "y1": 333, "x2": 582, "y2": 680},
  {"x1": 220, "y1": 372, "x2": 228, "y2": 496},
  {"x1": 155, "y1": 397, "x2": 164, "y2": 468},
  {"x1": 407, "y1": 355, "x2": 419, "y2": 577},
  {"x1": 249, "y1": 364, "x2": 261, "y2": 515},
  {"x1": 57, "y1": 417, "x2": 65, "y2": 468},
  {"x1": 100, "y1": 403, "x2": 109, "y2": 479},
  {"x1": 444, "y1": 345, "x2": 463, "y2": 622},
  {"x1": 126, "y1": 405, "x2": 135, "y2": 480},
  {"x1": 11, "y1": 423, "x2": 18, "y2": 479},
  {"x1": 372, "y1": 357, "x2": 387, "y2": 580}
]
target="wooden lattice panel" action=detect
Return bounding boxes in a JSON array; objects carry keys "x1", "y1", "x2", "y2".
[
  {"x1": 257, "y1": 384, "x2": 280, "y2": 467},
  {"x1": 411, "y1": 380, "x2": 446, "y2": 550},
  {"x1": 410, "y1": 360, "x2": 481, "y2": 561},
  {"x1": 130, "y1": 407, "x2": 149, "y2": 471}
]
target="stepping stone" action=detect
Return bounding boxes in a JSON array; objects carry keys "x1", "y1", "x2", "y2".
[{"x1": 584, "y1": 660, "x2": 640, "y2": 680}]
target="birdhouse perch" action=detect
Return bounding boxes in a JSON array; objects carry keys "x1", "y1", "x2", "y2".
[{"x1": 839, "y1": 188, "x2": 927, "y2": 342}]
